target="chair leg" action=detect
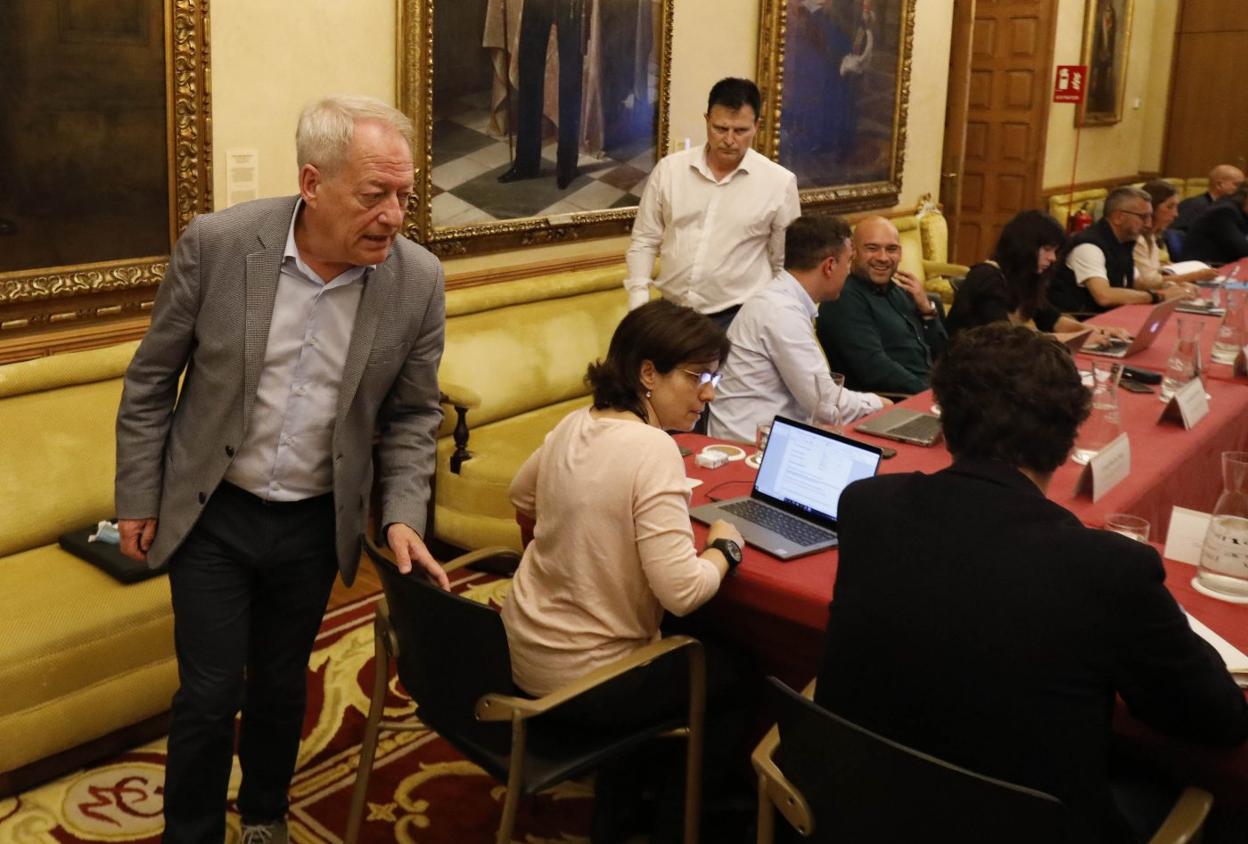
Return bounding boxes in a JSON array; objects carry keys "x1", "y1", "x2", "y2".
[
  {"x1": 756, "y1": 772, "x2": 775, "y2": 844},
  {"x1": 496, "y1": 718, "x2": 527, "y2": 844},
  {"x1": 683, "y1": 643, "x2": 707, "y2": 844},
  {"x1": 345, "y1": 614, "x2": 391, "y2": 844}
]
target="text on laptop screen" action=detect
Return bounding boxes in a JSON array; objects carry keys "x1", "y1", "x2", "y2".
[{"x1": 755, "y1": 419, "x2": 880, "y2": 520}]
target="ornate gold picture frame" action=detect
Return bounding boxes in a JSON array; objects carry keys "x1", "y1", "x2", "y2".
[
  {"x1": 0, "y1": 0, "x2": 212, "y2": 342},
  {"x1": 398, "y1": 0, "x2": 673, "y2": 258},
  {"x1": 755, "y1": 0, "x2": 914, "y2": 213},
  {"x1": 1076, "y1": 0, "x2": 1134, "y2": 127}
]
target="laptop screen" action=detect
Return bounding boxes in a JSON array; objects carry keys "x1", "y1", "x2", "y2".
[{"x1": 754, "y1": 416, "x2": 882, "y2": 524}]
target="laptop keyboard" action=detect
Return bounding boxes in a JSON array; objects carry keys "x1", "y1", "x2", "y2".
[
  {"x1": 721, "y1": 499, "x2": 835, "y2": 547},
  {"x1": 889, "y1": 414, "x2": 942, "y2": 442}
]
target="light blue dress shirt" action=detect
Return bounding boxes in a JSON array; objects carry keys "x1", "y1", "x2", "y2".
[{"x1": 223, "y1": 200, "x2": 370, "y2": 501}]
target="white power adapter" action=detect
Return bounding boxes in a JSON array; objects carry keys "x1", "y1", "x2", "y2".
[{"x1": 695, "y1": 450, "x2": 729, "y2": 470}]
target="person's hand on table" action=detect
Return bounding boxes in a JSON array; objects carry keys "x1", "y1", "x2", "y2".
[
  {"x1": 1160, "y1": 282, "x2": 1197, "y2": 301},
  {"x1": 1086, "y1": 326, "x2": 1131, "y2": 348},
  {"x1": 1186, "y1": 267, "x2": 1220, "y2": 283},
  {"x1": 875, "y1": 395, "x2": 895, "y2": 408},
  {"x1": 707, "y1": 519, "x2": 744, "y2": 549},
  {"x1": 386, "y1": 522, "x2": 450, "y2": 590}
]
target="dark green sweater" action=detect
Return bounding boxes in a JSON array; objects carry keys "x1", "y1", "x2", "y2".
[{"x1": 816, "y1": 273, "x2": 947, "y2": 394}]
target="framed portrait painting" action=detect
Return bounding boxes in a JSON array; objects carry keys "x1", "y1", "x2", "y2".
[
  {"x1": 756, "y1": 0, "x2": 915, "y2": 212},
  {"x1": 399, "y1": 0, "x2": 673, "y2": 258},
  {"x1": 1077, "y1": 0, "x2": 1134, "y2": 126},
  {"x1": 0, "y1": 0, "x2": 211, "y2": 342}
]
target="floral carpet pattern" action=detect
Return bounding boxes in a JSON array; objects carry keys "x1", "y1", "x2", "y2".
[{"x1": 0, "y1": 572, "x2": 593, "y2": 843}]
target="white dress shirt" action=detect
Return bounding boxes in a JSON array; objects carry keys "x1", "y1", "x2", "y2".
[
  {"x1": 223, "y1": 201, "x2": 370, "y2": 501},
  {"x1": 707, "y1": 271, "x2": 885, "y2": 442},
  {"x1": 624, "y1": 145, "x2": 801, "y2": 314}
]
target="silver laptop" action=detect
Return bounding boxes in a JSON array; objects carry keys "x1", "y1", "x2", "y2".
[
  {"x1": 1083, "y1": 298, "x2": 1181, "y2": 358},
  {"x1": 690, "y1": 416, "x2": 882, "y2": 560},
  {"x1": 855, "y1": 407, "x2": 943, "y2": 447}
]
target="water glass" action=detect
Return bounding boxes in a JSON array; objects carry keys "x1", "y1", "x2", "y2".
[
  {"x1": 755, "y1": 421, "x2": 772, "y2": 452},
  {"x1": 1104, "y1": 513, "x2": 1149, "y2": 543}
]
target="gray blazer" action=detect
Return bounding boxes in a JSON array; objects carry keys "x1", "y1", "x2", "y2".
[{"x1": 115, "y1": 196, "x2": 445, "y2": 583}]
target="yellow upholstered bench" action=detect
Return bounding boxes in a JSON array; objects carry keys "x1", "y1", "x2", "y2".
[
  {"x1": 0, "y1": 343, "x2": 177, "y2": 785},
  {"x1": 434, "y1": 267, "x2": 630, "y2": 552}
]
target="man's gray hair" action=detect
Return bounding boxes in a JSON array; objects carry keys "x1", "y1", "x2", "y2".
[
  {"x1": 1104, "y1": 185, "x2": 1151, "y2": 215},
  {"x1": 296, "y1": 95, "x2": 414, "y2": 175}
]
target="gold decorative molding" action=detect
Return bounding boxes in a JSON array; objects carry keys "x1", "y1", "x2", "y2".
[
  {"x1": 755, "y1": 0, "x2": 915, "y2": 214},
  {"x1": 0, "y1": 0, "x2": 211, "y2": 326},
  {"x1": 398, "y1": 0, "x2": 674, "y2": 257}
]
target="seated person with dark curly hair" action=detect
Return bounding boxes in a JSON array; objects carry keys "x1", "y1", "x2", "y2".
[{"x1": 817, "y1": 323, "x2": 1248, "y2": 844}]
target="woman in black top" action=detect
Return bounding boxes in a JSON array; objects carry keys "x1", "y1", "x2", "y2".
[{"x1": 947, "y1": 210, "x2": 1126, "y2": 342}]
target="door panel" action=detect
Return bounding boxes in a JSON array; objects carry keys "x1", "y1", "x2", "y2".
[{"x1": 943, "y1": 0, "x2": 1057, "y2": 264}]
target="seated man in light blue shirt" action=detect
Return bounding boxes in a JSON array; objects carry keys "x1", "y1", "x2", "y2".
[{"x1": 708, "y1": 215, "x2": 891, "y2": 443}]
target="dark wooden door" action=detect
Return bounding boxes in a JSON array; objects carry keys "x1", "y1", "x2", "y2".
[
  {"x1": 947, "y1": 0, "x2": 1057, "y2": 264},
  {"x1": 1163, "y1": 0, "x2": 1248, "y2": 177}
]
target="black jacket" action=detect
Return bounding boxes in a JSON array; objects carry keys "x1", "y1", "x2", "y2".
[
  {"x1": 817, "y1": 459, "x2": 1248, "y2": 843},
  {"x1": 1181, "y1": 198, "x2": 1248, "y2": 266}
]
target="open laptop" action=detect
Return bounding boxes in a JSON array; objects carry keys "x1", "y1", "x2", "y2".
[
  {"x1": 1083, "y1": 298, "x2": 1181, "y2": 358},
  {"x1": 855, "y1": 407, "x2": 943, "y2": 447},
  {"x1": 690, "y1": 415, "x2": 882, "y2": 560}
]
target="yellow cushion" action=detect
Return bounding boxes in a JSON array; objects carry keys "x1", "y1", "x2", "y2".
[
  {"x1": 437, "y1": 285, "x2": 628, "y2": 434},
  {"x1": 1048, "y1": 188, "x2": 1108, "y2": 226},
  {"x1": 1184, "y1": 178, "x2": 1208, "y2": 200},
  {"x1": 0, "y1": 346, "x2": 136, "y2": 558},
  {"x1": 435, "y1": 396, "x2": 590, "y2": 550},
  {"x1": 0, "y1": 543, "x2": 175, "y2": 771}
]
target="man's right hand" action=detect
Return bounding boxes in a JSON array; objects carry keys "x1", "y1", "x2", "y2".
[{"x1": 119, "y1": 518, "x2": 158, "y2": 562}]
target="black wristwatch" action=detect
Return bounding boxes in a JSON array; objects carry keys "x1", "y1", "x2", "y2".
[
  {"x1": 1149, "y1": 289, "x2": 1163, "y2": 304},
  {"x1": 706, "y1": 537, "x2": 743, "y2": 573}
]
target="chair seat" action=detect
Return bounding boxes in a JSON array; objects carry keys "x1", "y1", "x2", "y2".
[{"x1": 435, "y1": 395, "x2": 590, "y2": 550}]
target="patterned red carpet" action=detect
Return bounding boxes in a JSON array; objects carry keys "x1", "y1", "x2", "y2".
[{"x1": 0, "y1": 571, "x2": 593, "y2": 843}]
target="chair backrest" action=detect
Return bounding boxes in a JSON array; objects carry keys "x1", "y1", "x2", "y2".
[
  {"x1": 766, "y1": 678, "x2": 1089, "y2": 844},
  {"x1": 367, "y1": 542, "x2": 517, "y2": 738},
  {"x1": 1164, "y1": 228, "x2": 1186, "y2": 263}
]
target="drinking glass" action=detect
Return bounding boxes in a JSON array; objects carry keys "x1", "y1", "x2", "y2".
[
  {"x1": 1160, "y1": 317, "x2": 1204, "y2": 400},
  {"x1": 1211, "y1": 284, "x2": 1247, "y2": 365},
  {"x1": 1072, "y1": 359, "x2": 1122, "y2": 465},
  {"x1": 1104, "y1": 513, "x2": 1149, "y2": 543}
]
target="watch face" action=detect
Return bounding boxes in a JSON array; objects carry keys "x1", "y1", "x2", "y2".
[{"x1": 720, "y1": 539, "x2": 743, "y2": 564}]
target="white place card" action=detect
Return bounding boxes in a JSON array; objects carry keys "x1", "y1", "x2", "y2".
[
  {"x1": 1073, "y1": 432, "x2": 1130, "y2": 502},
  {"x1": 1163, "y1": 506, "x2": 1212, "y2": 566},
  {"x1": 685, "y1": 477, "x2": 703, "y2": 490},
  {"x1": 1159, "y1": 377, "x2": 1210, "y2": 429}
]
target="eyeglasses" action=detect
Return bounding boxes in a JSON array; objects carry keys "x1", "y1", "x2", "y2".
[
  {"x1": 1118, "y1": 208, "x2": 1153, "y2": 221},
  {"x1": 681, "y1": 368, "x2": 723, "y2": 389}
]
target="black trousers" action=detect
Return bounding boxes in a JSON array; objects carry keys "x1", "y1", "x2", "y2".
[
  {"x1": 513, "y1": 0, "x2": 585, "y2": 175},
  {"x1": 161, "y1": 482, "x2": 339, "y2": 844}
]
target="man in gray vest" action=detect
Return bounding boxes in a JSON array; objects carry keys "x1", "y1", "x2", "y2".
[{"x1": 115, "y1": 95, "x2": 448, "y2": 844}]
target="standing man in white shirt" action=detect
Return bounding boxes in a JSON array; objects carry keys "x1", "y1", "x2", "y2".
[
  {"x1": 624, "y1": 77, "x2": 801, "y2": 329},
  {"x1": 708, "y1": 215, "x2": 891, "y2": 442}
]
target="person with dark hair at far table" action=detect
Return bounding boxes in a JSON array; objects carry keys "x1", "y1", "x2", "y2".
[
  {"x1": 946, "y1": 209, "x2": 1128, "y2": 345},
  {"x1": 817, "y1": 323, "x2": 1248, "y2": 844}
]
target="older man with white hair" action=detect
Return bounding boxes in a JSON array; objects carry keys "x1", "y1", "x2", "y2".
[{"x1": 115, "y1": 95, "x2": 448, "y2": 844}]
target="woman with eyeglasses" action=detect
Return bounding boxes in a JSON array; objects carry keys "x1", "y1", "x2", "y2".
[{"x1": 502, "y1": 299, "x2": 751, "y2": 841}]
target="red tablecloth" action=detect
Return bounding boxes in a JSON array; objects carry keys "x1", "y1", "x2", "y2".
[
  {"x1": 1085, "y1": 256, "x2": 1248, "y2": 384},
  {"x1": 678, "y1": 421, "x2": 1248, "y2": 806}
]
